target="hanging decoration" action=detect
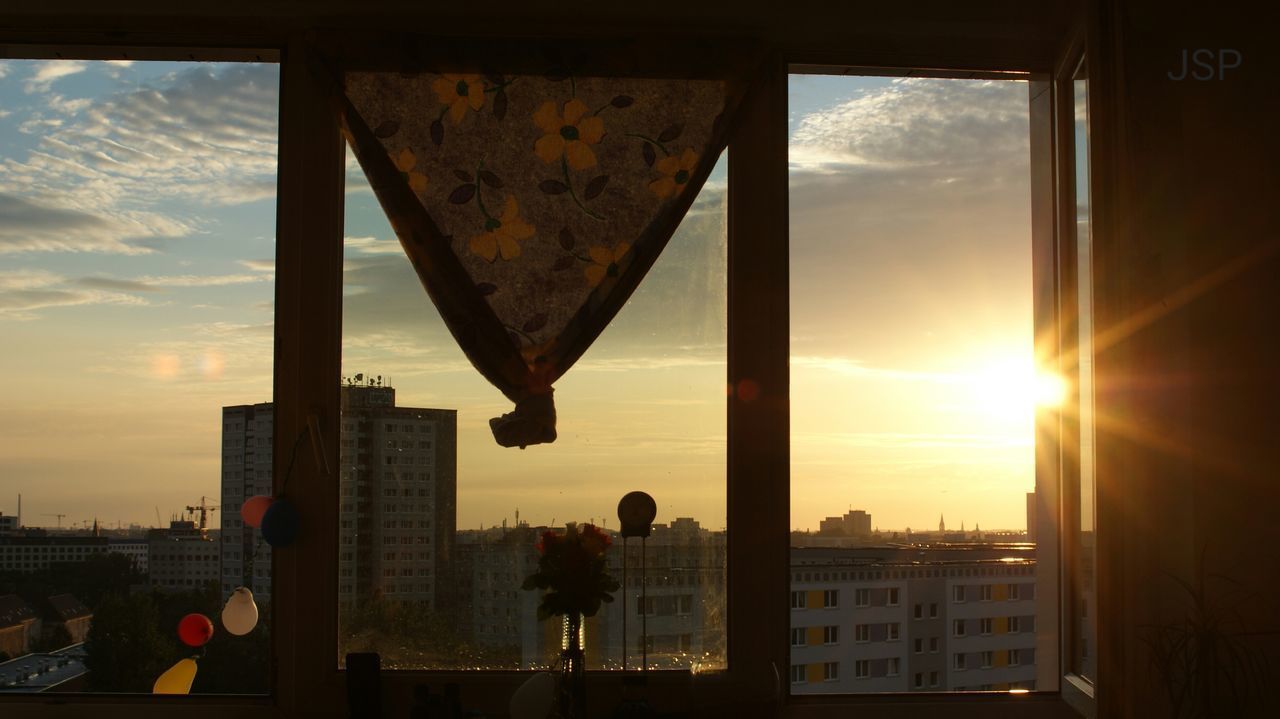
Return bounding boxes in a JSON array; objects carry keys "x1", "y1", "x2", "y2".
[
  {"x1": 240, "y1": 495, "x2": 273, "y2": 528},
  {"x1": 260, "y1": 498, "x2": 300, "y2": 547},
  {"x1": 221, "y1": 587, "x2": 260, "y2": 636},
  {"x1": 177, "y1": 613, "x2": 214, "y2": 647},
  {"x1": 153, "y1": 657, "x2": 198, "y2": 695},
  {"x1": 332, "y1": 52, "x2": 750, "y2": 448}
]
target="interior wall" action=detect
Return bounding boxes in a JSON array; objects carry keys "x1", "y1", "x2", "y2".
[{"x1": 1095, "y1": 1, "x2": 1279, "y2": 716}]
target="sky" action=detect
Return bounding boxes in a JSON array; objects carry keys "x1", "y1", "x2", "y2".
[{"x1": 0, "y1": 60, "x2": 1039, "y2": 534}]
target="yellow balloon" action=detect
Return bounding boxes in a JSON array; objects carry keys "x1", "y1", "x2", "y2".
[{"x1": 153, "y1": 658, "x2": 198, "y2": 694}]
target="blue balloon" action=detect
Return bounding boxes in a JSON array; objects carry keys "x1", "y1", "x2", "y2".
[{"x1": 260, "y1": 498, "x2": 300, "y2": 547}]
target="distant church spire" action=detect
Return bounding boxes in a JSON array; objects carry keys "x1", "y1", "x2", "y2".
[{"x1": 939, "y1": 514, "x2": 945, "y2": 533}]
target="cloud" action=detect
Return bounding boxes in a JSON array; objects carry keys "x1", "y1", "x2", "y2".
[
  {"x1": 0, "y1": 192, "x2": 185, "y2": 254},
  {"x1": 77, "y1": 272, "x2": 272, "y2": 292},
  {"x1": 345, "y1": 235, "x2": 403, "y2": 255},
  {"x1": 790, "y1": 78, "x2": 1029, "y2": 175},
  {"x1": 23, "y1": 60, "x2": 87, "y2": 93},
  {"x1": 0, "y1": 269, "x2": 148, "y2": 319},
  {"x1": 0, "y1": 62, "x2": 279, "y2": 254},
  {"x1": 239, "y1": 259, "x2": 275, "y2": 272}
]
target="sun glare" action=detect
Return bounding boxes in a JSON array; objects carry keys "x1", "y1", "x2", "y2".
[{"x1": 965, "y1": 356, "x2": 1067, "y2": 423}]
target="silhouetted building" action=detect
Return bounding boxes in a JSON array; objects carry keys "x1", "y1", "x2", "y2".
[
  {"x1": 148, "y1": 520, "x2": 219, "y2": 593},
  {"x1": 219, "y1": 402, "x2": 274, "y2": 601}
]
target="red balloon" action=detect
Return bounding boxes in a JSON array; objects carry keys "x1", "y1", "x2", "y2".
[
  {"x1": 241, "y1": 495, "x2": 274, "y2": 529},
  {"x1": 178, "y1": 613, "x2": 214, "y2": 647}
]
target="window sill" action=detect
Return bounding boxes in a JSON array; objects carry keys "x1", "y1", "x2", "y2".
[{"x1": 786, "y1": 693, "x2": 1084, "y2": 719}]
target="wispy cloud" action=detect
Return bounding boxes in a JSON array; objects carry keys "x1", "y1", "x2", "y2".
[
  {"x1": 0, "y1": 192, "x2": 186, "y2": 254},
  {"x1": 345, "y1": 235, "x2": 403, "y2": 255},
  {"x1": 23, "y1": 60, "x2": 87, "y2": 93},
  {"x1": 0, "y1": 269, "x2": 148, "y2": 319},
  {"x1": 0, "y1": 62, "x2": 279, "y2": 255},
  {"x1": 77, "y1": 272, "x2": 273, "y2": 291}
]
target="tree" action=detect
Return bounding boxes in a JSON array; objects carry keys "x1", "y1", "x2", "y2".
[{"x1": 84, "y1": 593, "x2": 175, "y2": 692}]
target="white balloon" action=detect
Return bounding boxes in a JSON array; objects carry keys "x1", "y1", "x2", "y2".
[
  {"x1": 509, "y1": 671, "x2": 555, "y2": 719},
  {"x1": 221, "y1": 586, "x2": 259, "y2": 636}
]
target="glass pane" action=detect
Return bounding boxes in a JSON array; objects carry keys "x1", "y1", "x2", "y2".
[
  {"x1": 788, "y1": 74, "x2": 1052, "y2": 694},
  {"x1": 0, "y1": 59, "x2": 278, "y2": 693},
  {"x1": 1071, "y1": 61, "x2": 1096, "y2": 683},
  {"x1": 337, "y1": 149, "x2": 728, "y2": 671}
]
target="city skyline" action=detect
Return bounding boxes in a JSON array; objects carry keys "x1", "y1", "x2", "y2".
[{"x1": 3, "y1": 61, "x2": 1040, "y2": 533}]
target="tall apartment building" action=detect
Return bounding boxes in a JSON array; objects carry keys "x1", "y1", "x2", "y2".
[
  {"x1": 789, "y1": 545, "x2": 1039, "y2": 693},
  {"x1": 219, "y1": 402, "x2": 274, "y2": 601},
  {"x1": 222, "y1": 383, "x2": 457, "y2": 609},
  {"x1": 337, "y1": 383, "x2": 456, "y2": 610}
]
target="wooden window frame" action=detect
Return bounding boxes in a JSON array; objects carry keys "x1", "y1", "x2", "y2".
[{"x1": 0, "y1": 14, "x2": 1093, "y2": 719}]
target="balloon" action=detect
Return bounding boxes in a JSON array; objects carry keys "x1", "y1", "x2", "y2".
[
  {"x1": 222, "y1": 587, "x2": 259, "y2": 636},
  {"x1": 178, "y1": 613, "x2": 214, "y2": 647},
  {"x1": 260, "y1": 498, "x2": 300, "y2": 547},
  {"x1": 241, "y1": 495, "x2": 274, "y2": 529},
  {"x1": 153, "y1": 658, "x2": 198, "y2": 694}
]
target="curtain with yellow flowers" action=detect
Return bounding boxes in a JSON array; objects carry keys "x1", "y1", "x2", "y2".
[{"x1": 335, "y1": 65, "x2": 744, "y2": 448}]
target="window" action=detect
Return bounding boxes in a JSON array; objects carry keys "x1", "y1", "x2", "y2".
[
  {"x1": 914, "y1": 672, "x2": 924, "y2": 689},
  {"x1": 953, "y1": 619, "x2": 967, "y2": 637},
  {"x1": 823, "y1": 662, "x2": 839, "y2": 681},
  {"x1": 954, "y1": 654, "x2": 967, "y2": 671},
  {"x1": 914, "y1": 603, "x2": 923, "y2": 619},
  {"x1": 823, "y1": 625, "x2": 839, "y2": 644},
  {"x1": 1008, "y1": 583, "x2": 1022, "y2": 600},
  {"x1": 791, "y1": 664, "x2": 807, "y2": 684},
  {"x1": 930, "y1": 636, "x2": 939, "y2": 653},
  {"x1": 791, "y1": 591, "x2": 808, "y2": 609},
  {"x1": 1009, "y1": 616, "x2": 1021, "y2": 633},
  {"x1": 854, "y1": 588, "x2": 870, "y2": 607},
  {"x1": 855, "y1": 624, "x2": 870, "y2": 642},
  {"x1": 888, "y1": 658, "x2": 900, "y2": 676},
  {"x1": 822, "y1": 589, "x2": 839, "y2": 608},
  {"x1": 0, "y1": 56, "x2": 279, "y2": 695},
  {"x1": 340, "y1": 145, "x2": 729, "y2": 671},
  {"x1": 953, "y1": 585, "x2": 967, "y2": 603},
  {"x1": 930, "y1": 603, "x2": 939, "y2": 618},
  {"x1": 930, "y1": 671, "x2": 940, "y2": 688},
  {"x1": 791, "y1": 628, "x2": 807, "y2": 647},
  {"x1": 981, "y1": 651, "x2": 994, "y2": 669},
  {"x1": 887, "y1": 622, "x2": 900, "y2": 641},
  {"x1": 1069, "y1": 55, "x2": 1098, "y2": 686},
  {"x1": 980, "y1": 584, "x2": 993, "y2": 601},
  {"x1": 980, "y1": 618, "x2": 993, "y2": 635},
  {"x1": 1009, "y1": 649, "x2": 1022, "y2": 666},
  {"x1": 887, "y1": 587, "x2": 900, "y2": 606},
  {"x1": 854, "y1": 660, "x2": 870, "y2": 679},
  {"x1": 914, "y1": 638, "x2": 924, "y2": 654}
]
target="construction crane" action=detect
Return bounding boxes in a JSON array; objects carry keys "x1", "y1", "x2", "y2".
[
  {"x1": 42, "y1": 513, "x2": 66, "y2": 528},
  {"x1": 185, "y1": 496, "x2": 220, "y2": 531}
]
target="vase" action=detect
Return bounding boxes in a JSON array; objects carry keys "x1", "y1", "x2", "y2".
[{"x1": 558, "y1": 611, "x2": 587, "y2": 719}]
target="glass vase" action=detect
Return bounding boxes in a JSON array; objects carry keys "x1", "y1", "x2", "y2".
[{"x1": 558, "y1": 611, "x2": 586, "y2": 719}]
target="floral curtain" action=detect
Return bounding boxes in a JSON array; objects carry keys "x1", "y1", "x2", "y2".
[{"x1": 335, "y1": 66, "x2": 744, "y2": 447}]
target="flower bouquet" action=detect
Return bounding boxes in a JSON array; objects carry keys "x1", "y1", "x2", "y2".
[
  {"x1": 522, "y1": 523, "x2": 620, "y2": 619},
  {"x1": 522, "y1": 523, "x2": 619, "y2": 719}
]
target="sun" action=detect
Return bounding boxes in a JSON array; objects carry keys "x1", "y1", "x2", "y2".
[{"x1": 963, "y1": 355, "x2": 1067, "y2": 424}]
